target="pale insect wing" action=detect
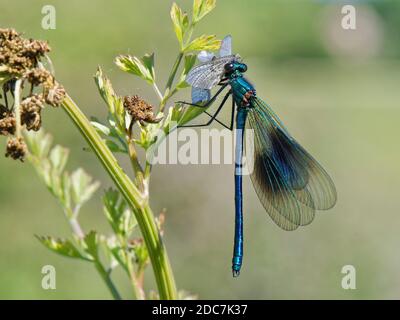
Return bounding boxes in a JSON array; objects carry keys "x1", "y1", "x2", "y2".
[
  {"x1": 198, "y1": 50, "x2": 215, "y2": 63},
  {"x1": 191, "y1": 87, "x2": 211, "y2": 103},
  {"x1": 186, "y1": 55, "x2": 236, "y2": 90},
  {"x1": 219, "y1": 35, "x2": 232, "y2": 57}
]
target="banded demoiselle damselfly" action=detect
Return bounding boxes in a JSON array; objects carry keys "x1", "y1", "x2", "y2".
[{"x1": 178, "y1": 36, "x2": 337, "y2": 277}]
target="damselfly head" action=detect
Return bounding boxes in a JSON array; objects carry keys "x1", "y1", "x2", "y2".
[{"x1": 224, "y1": 61, "x2": 247, "y2": 75}]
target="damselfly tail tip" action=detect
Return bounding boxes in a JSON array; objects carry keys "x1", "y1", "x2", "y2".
[{"x1": 232, "y1": 269, "x2": 241, "y2": 277}]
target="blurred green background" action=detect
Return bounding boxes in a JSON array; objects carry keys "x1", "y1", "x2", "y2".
[{"x1": 1, "y1": 0, "x2": 400, "y2": 299}]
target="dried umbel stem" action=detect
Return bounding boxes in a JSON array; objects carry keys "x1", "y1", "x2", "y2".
[{"x1": 0, "y1": 28, "x2": 66, "y2": 161}]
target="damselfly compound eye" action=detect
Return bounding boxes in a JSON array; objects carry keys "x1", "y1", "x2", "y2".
[{"x1": 224, "y1": 63, "x2": 234, "y2": 72}]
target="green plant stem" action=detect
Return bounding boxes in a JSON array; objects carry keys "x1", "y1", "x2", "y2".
[
  {"x1": 153, "y1": 83, "x2": 163, "y2": 102},
  {"x1": 61, "y1": 94, "x2": 177, "y2": 300},
  {"x1": 127, "y1": 140, "x2": 146, "y2": 193},
  {"x1": 118, "y1": 233, "x2": 146, "y2": 300},
  {"x1": 144, "y1": 161, "x2": 152, "y2": 180},
  {"x1": 161, "y1": 23, "x2": 196, "y2": 111},
  {"x1": 68, "y1": 217, "x2": 84, "y2": 239},
  {"x1": 162, "y1": 52, "x2": 184, "y2": 111},
  {"x1": 126, "y1": 256, "x2": 145, "y2": 300},
  {"x1": 94, "y1": 261, "x2": 122, "y2": 300}
]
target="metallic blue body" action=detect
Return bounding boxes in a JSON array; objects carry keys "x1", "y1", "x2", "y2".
[
  {"x1": 229, "y1": 67, "x2": 255, "y2": 276},
  {"x1": 232, "y1": 108, "x2": 247, "y2": 276}
]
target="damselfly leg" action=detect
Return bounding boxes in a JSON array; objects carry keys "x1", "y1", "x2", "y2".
[
  {"x1": 178, "y1": 90, "x2": 232, "y2": 129},
  {"x1": 189, "y1": 96, "x2": 235, "y2": 130}
]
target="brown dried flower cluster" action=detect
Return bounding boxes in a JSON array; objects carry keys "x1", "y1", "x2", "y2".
[
  {"x1": 0, "y1": 104, "x2": 16, "y2": 136},
  {"x1": 20, "y1": 94, "x2": 44, "y2": 131},
  {"x1": 5, "y1": 137, "x2": 26, "y2": 161},
  {"x1": 0, "y1": 28, "x2": 67, "y2": 161},
  {"x1": 0, "y1": 117, "x2": 16, "y2": 136},
  {"x1": 25, "y1": 68, "x2": 52, "y2": 86},
  {"x1": 25, "y1": 68, "x2": 65, "y2": 107},
  {"x1": 0, "y1": 28, "x2": 50, "y2": 76},
  {"x1": 123, "y1": 95, "x2": 161, "y2": 126},
  {"x1": 44, "y1": 81, "x2": 66, "y2": 107}
]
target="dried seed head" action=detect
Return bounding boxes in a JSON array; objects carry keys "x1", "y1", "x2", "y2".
[
  {"x1": 23, "y1": 38, "x2": 51, "y2": 57},
  {"x1": 20, "y1": 94, "x2": 44, "y2": 131},
  {"x1": 0, "y1": 28, "x2": 50, "y2": 76},
  {"x1": 5, "y1": 137, "x2": 26, "y2": 161},
  {"x1": 0, "y1": 104, "x2": 16, "y2": 136},
  {"x1": 123, "y1": 95, "x2": 162, "y2": 124},
  {"x1": 0, "y1": 115, "x2": 16, "y2": 136},
  {"x1": 0, "y1": 28, "x2": 20, "y2": 41},
  {"x1": 44, "y1": 81, "x2": 65, "y2": 107},
  {"x1": 25, "y1": 68, "x2": 53, "y2": 87}
]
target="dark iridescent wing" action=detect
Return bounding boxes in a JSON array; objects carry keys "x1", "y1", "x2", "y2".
[
  {"x1": 246, "y1": 97, "x2": 337, "y2": 230},
  {"x1": 186, "y1": 55, "x2": 237, "y2": 90}
]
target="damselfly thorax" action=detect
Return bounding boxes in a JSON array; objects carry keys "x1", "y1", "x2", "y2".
[{"x1": 224, "y1": 61, "x2": 257, "y2": 108}]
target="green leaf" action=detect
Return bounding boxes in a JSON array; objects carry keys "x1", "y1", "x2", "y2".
[
  {"x1": 130, "y1": 239, "x2": 149, "y2": 269},
  {"x1": 70, "y1": 168, "x2": 100, "y2": 206},
  {"x1": 193, "y1": 0, "x2": 216, "y2": 24},
  {"x1": 94, "y1": 67, "x2": 117, "y2": 114},
  {"x1": 91, "y1": 120, "x2": 111, "y2": 136},
  {"x1": 36, "y1": 235, "x2": 91, "y2": 261},
  {"x1": 49, "y1": 145, "x2": 69, "y2": 175},
  {"x1": 103, "y1": 189, "x2": 123, "y2": 226},
  {"x1": 115, "y1": 54, "x2": 155, "y2": 84},
  {"x1": 183, "y1": 54, "x2": 197, "y2": 75},
  {"x1": 184, "y1": 34, "x2": 221, "y2": 53},
  {"x1": 170, "y1": 3, "x2": 189, "y2": 48},
  {"x1": 105, "y1": 139, "x2": 128, "y2": 154},
  {"x1": 25, "y1": 130, "x2": 53, "y2": 159},
  {"x1": 39, "y1": 159, "x2": 52, "y2": 188},
  {"x1": 91, "y1": 117, "x2": 128, "y2": 154},
  {"x1": 100, "y1": 237, "x2": 120, "y2": 271},
  {"x1": 134, "y1": 119, "x2": 164, "y2": 150},
  {"x1": 108, "y1": 244, "x2": 129, "y2": 272},
  {"x1": 60, "y1": 172, "x2": 72, "y2": 212},
  {"x1": 103, "y1": 188, "x2": 136, "y2": 236},
  {"x1": 175, "y1": 101, "x2": 209, "y2": 127},
  {"x1": 94, "y1": 68, "x2": 127, "y2": 139},
  {"x1": 141, "y1": 53, "x2": 155, "y2": 82},
  {"x1": 83, "y1": 231, "x2": 99, "y2": 259}
]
